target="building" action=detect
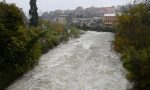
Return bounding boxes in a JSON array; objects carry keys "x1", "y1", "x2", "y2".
[
  {"x1": 116, "y1": 5, "x2": 123, "y2": 14},
  {"x1": 104, "y1": 6, "x2": 116, "y2": 13},
  {"x1": 73, "y1": 18, "x2": 93, "y2": 26},
  {"x1": 55, "y1": 17, "x2": 67, "y2": 24},
  {"x1": 146, "y1": 0, "x2": 150, "y2": 4},
  {"x1": 143, "y1": 0, "x2": 150, "y2": 4},
  {"x1": 76, "y1": 7, "x2": 84, "y2": 12},
  {"x1": 134, "y1": 0, "x2": 150, "y2": 4},
  {"x1": 103, "y1": 13, "x2": 117, "y2": 27}
]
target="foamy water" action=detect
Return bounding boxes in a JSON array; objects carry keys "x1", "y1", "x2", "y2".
[{"x1": 7, "y1": 31, "x2": 130, "y2": 90}]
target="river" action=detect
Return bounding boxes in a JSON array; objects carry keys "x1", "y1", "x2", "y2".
[{"x1": 7, "y1": 31, "x2": 130, "y2": 90}]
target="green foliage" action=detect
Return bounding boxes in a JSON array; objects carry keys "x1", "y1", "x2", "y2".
[
  {"x1": 0, "y1": 2, "x2": 24, "y2": 30},
  {"x1": 0, "y1": 25, "x2": 43, "y2": 89},
  {"x1": 115, "y1": 4, "x2": 150, "y2": 90},
  {"x1": 60, "y1": 27, "x2": 81, "y2": 42},
  {"x1": 0, "y1": 3, "x2": 81, "y2": 89},
  {"x1": 29, "y1": 0, "x2": 39, "y2": 26},
  {"x1": 69, "y1": 27, "x2": 81, "y2": 38},
  {"x1": 75, "y1": 23, "x2": 115, "y2": 32},
  {"x1": 94, "y1": 27, "x2": 115, "y2": 32}
]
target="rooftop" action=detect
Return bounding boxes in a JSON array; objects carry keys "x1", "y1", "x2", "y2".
[{"x1": 104, "y1": 13, "x2": 116, "y2": 16}]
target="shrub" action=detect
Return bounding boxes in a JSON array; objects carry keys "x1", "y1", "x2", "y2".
[{"x1": 115, "y1": 4, "x2": 150, "y2": 90}]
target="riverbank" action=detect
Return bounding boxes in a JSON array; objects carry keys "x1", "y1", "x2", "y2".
[
  {"x1": 114, "y1": 4, "x2": 150, "y2": 90},
  {"x1": 0, "y1": 26, "x2": 81, "y2": 90},
  {"x1": 0, "y1": 3, "x2": 81, "y2": 89},
  {"x1": 0, "y1": 25, "x2": 81, "y2": 90}
]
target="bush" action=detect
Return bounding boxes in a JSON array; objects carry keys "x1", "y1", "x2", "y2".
[
  {"x1": 115, "y1": 4, "x2": 150, "y2": 90},
  {"x1": 69, "y1": 27, "x2": 81, "y2": 38},
  {"x1": 0, "y1": 2, "x2": 24, "y2": 30},
  {"x1": 0, "y1": 3, "x2": 81, "y2": 89},
  {"x1": 0, "y1": 25, "x2": 43, "y2": 89}
]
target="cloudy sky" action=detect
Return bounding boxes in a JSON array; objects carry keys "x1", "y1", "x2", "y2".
[{"x1": 2, "y1": 0, "x2": 132, "y2": 13}]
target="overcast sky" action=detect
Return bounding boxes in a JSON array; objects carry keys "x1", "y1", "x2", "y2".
[{"x1": 2, "y1": 0, "x2": 132, "y2": 13}]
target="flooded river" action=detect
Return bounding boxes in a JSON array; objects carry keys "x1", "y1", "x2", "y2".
[{"x1": 8, "y1": 31, "x2": 129, "y2": 90}]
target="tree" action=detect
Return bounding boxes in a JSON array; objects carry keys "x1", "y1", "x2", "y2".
[
  {"x1": 29, "y1": 0, "x2": 39, "y2": 26},
  {"x1": 115, "y1": 4, "x2": 150, "y2": 90},
  {"x1": 0, "y1": 2, "x2": 24, "y2": 30},
  {"x1": 0, "y1": 2, "x2": 26, "y2": 89}
]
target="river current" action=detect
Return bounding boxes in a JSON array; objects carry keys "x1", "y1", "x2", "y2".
[{"x1": 8, "y1": 31, "x2": 130, "y2": 90}]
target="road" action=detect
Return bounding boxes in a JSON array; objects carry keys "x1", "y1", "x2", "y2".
[{"x1": 8, "y1": 31, "x2": 129, "y2": 90}]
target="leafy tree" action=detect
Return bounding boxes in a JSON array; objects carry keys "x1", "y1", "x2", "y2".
[
  {"x1": 0, "y1": 2, "x2": 43, "y2": 89},
  {"x1": 0, "y1": 2, "x2": 80, "y2": 90},
  {"x1": 0, "y1": 2, "x2": 24, "y2": 30},
  {"x1": 29, "y1": 0, "x2": 39, "y2": 26}
]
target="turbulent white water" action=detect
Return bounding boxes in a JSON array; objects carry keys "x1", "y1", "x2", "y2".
[{"x1": 8, "y1": 31, "x2": 129, "y2": 90}]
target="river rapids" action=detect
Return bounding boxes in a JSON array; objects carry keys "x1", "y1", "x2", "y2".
[{"x1": 7, "y1": 31, "x2": 130, "y2": 90}]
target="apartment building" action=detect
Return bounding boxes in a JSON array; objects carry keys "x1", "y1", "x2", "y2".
[
  {"x1": 103, "y1": 14, "x2": 117, "y2": 27},
  {"x1": 134, "y1": 0, "x2": 150, "y2": 4}
]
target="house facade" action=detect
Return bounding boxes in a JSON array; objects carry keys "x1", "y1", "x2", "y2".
[{"x1": 103, "y1": 14, "x2": 117, "y2": 27}]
